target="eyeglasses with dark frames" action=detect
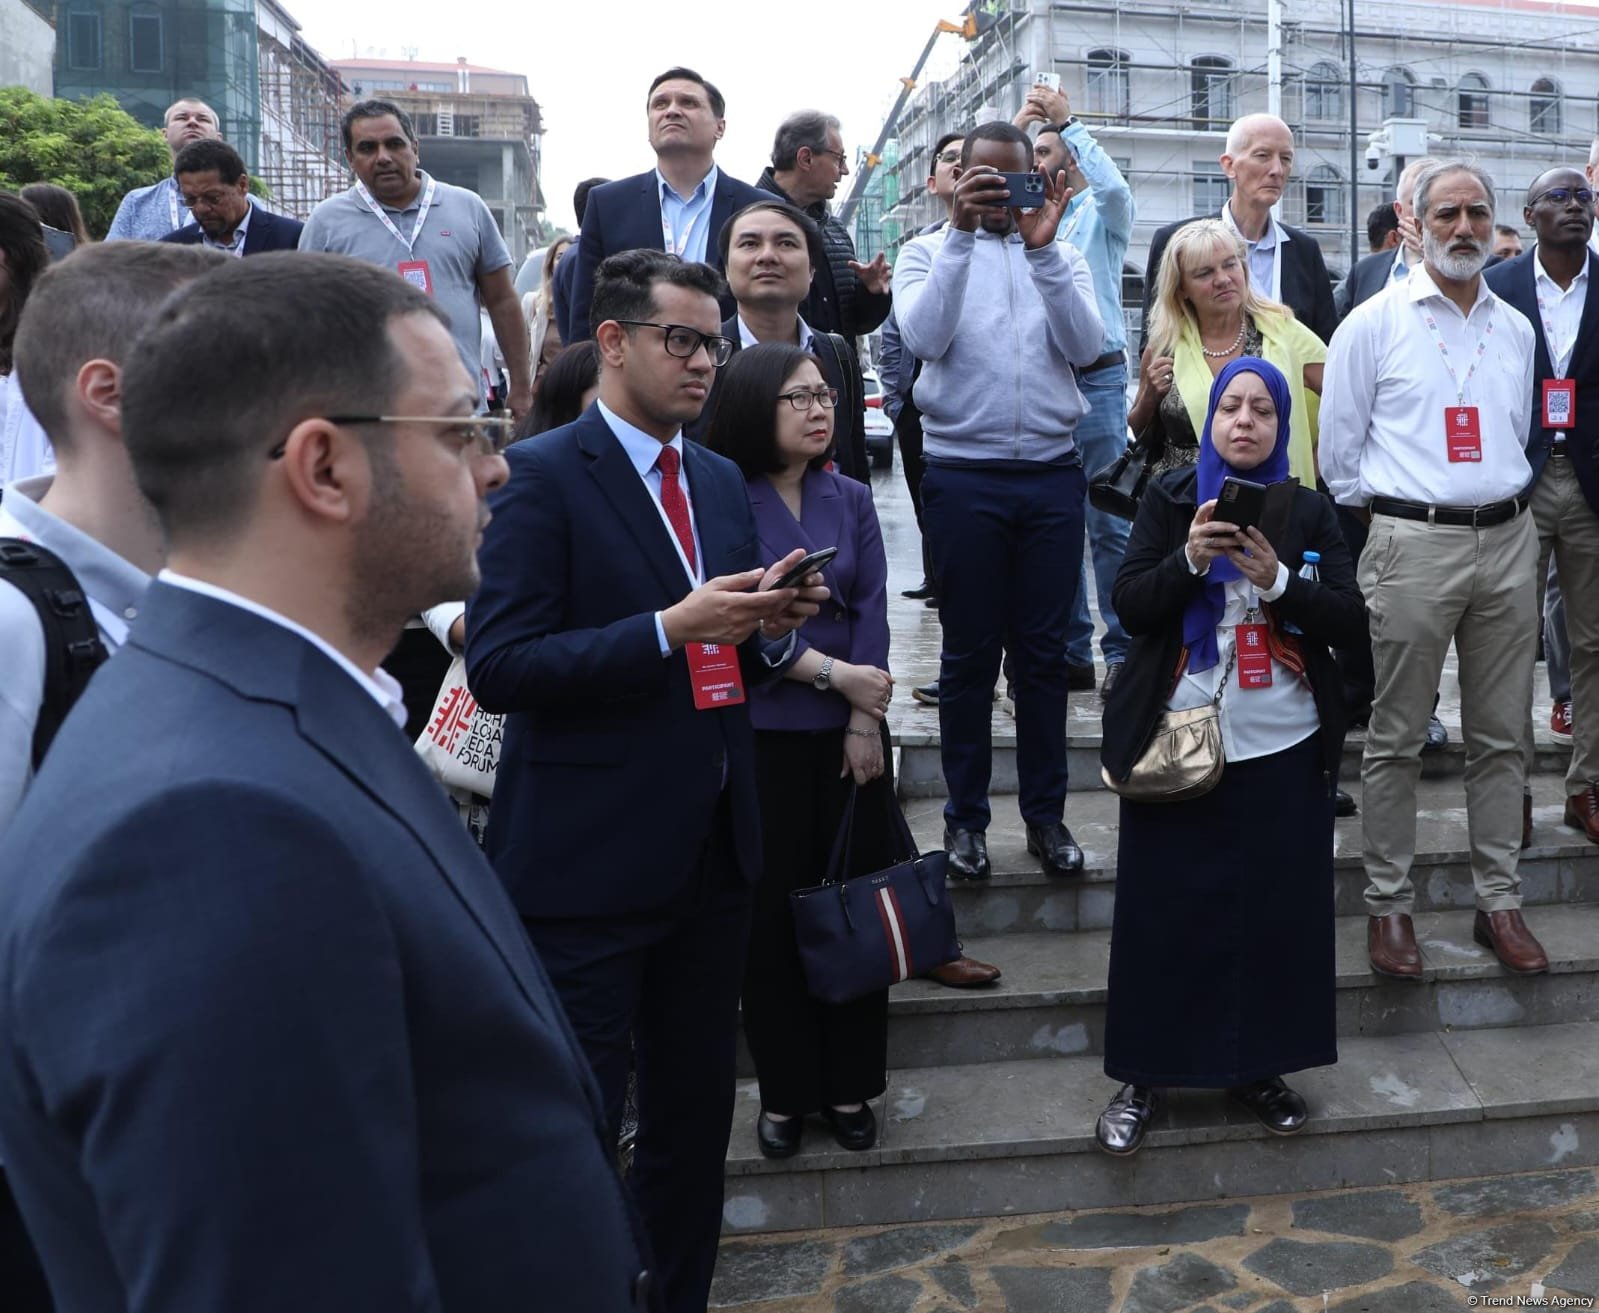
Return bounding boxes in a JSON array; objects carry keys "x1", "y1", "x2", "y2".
[
  {"x1": 1530, "y1": 186, "x2": 1596, "y2": 207},
  {"x1": 614, "y1": 321, "x2": 735, "y2": 367},
  {"x1": 810, "y1": 147, "x2": 849, "y2": 169},
  {"x1": 268, "y1": 414, "x2": 515, "y2": 460},
  {"x1": 776, "y1": 387, "x2": 839, "y2": 411}
]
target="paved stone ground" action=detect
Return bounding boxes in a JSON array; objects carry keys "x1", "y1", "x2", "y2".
[{"x1": 711, "y1": 1167, "x2": 1599, "y2": 1311}]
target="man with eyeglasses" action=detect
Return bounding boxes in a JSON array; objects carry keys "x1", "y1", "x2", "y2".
[
  {"x1": 466, "y1": 247, "x2": 828, "y2": 1313},
  {"x1": 1486, "y1": 168, "x2": 1599, "y2": 846},
  {"x1": 106, "y1": 98, "x2": 221, "y2": 242},
  {"x1": 158, "y1": 138, "x2": 303, "y2": 258}
]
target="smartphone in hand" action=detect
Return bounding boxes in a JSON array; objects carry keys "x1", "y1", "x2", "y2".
[{"x1": 767, "y1": 547, "x2": 838, "y2": 591}]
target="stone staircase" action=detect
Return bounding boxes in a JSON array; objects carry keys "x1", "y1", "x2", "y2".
[{"x1": 720, "y1": 471, "x2": 1599, "y2": 1238}]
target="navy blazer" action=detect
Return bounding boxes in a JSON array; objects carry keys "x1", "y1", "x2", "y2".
[
  {"x1": 568, "y1": 167, "x2": 770, "y2": 340},
  {"x1": 552, "y1": 240, "x2": 579, "y2": 343},
  {"x1": 466, "y1": 406, "x2": 779, "y2": 920},
  {"x1": 747, "y1": 468, "x2": 890, "y2": 731},
  {"x1": 0, "y1": 583, "x2": 649, "y2": 1311},
  {"x1": 1334, "y1": 247, "x2": 1401, "y2": 320},
  {"x1": 158, "y1": 203, "x2": 306, "y2": 254},
  {"x1": 1484, "y1": 247, "x2": 1599, "y2": 514}
]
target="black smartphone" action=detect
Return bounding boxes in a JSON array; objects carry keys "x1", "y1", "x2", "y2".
[
  {"x1": 1218, "y1": 476, "x2": 1298, "y2": 541},
  {"x1": 767, "y1": 546, "x2": 837, "y2": 591},
  {"x1": 993, "y1": 171, "x2": 1047, "y2": 209}
]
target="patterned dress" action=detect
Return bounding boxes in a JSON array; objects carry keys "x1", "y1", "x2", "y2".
[{"x1": 1147, "y1": 317, "x2": 1265, "y2": 477}]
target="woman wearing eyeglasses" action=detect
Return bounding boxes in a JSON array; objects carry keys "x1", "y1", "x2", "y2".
[{"x1": 705, "y1": 342, "x2": 897, "y2": 1159}]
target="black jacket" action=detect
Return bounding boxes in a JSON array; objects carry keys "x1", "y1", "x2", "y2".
[
  {"x1": 755, "y1": 169, "x2": 891, "y2": 342},
  {"x1": 1333, "y1": 247, "x2": 1401, "y2": 320},
  {"x1": 1100, "y1": 468, "x2": 1367, "y2": 787}
]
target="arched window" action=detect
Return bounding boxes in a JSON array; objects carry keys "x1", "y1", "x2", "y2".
[
  {"x1": 66, "y1": 2, "x2": 103, "y2": 71},
  {"x1": 1458, "y1": 73, "x2": 1491, "y2": 129},
  {"x1": 1191, "y1": 56, "x2": 1236, "y2": 126},
  {"x1": 128, "y1": 2, "x2": 164, "y2": 74},
  {"x1": 1382, "y1": 67, "x2": 1415, "y2": 119},
  {"x1": 1305, "y1": 165, "x2": 1345, "y2": 227},
  {"x1": 1530, "y1": 77, "x2": 1563, "y2": 135},
  {"x1": 1086, "y1": 48, "x2": 1131, "y2": 118},
  {"x1": 1304, "y1": 62, "x2": 1344, "y2": 121}
]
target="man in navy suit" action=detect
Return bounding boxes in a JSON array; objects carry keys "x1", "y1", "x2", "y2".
[
  {"x1": 466, "y1": 248, "x2": 827, "y2": 1313},
  {"x1": 0, "y1": 252, "x2": 653, "y2": 1312},
  {"x1": 158, "y1": 138, "x2": 304, "y2": 256},
  {"x1": 568, "y1": 67, "x2": 768, "y2": 340},
  {"x1": 1485, "y1": 167, "x2": 1599, "y2": 843}
]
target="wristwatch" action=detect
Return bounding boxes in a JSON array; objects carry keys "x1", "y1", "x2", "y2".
[
  {"x1": 813, "y1": 656, "x2": 835, "y2": 691},
  {"x1": 1052, "y1": 117, "x2": 1079, "y2": 133}
]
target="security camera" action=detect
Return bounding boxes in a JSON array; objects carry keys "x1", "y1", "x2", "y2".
[{"x1": 1364, "y1": 141, "x2": 1384, "y2": 171}]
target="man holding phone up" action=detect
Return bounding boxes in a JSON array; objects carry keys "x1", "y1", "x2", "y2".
[{"x1": 891, "y1": 121, "x2": 1104, "y2": 882}]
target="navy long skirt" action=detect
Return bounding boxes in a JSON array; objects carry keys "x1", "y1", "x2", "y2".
[{"x1": 1103, "y1": 734, "x2": 1338, "y2": 1088}]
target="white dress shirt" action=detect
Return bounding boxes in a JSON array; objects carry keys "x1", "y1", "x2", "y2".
[
  {"x1": 201, "y1": 198, "x2": 254, "y2": 257},
  {"x1": 1320, "y1": 266, "x2": 1535, "y2": 508},
  {"x1": 159, "y1": 571, "x2": 408, "y2": 728},
  {"x1": 736, "y1": 315, "x2": 814, "y2": 352},
  {"x1": 1222, "y1": 200, "x2": 1288, "y2": 303},
  {"x1": 1533, "y1": 246, "x2": 1589, "y2": 377}
]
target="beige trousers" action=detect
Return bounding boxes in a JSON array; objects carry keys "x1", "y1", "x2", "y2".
[
  {"x1": 1359, "y1": 508, "x2": 1537, "y2": 916},
  {"x1": 1525, "y1": 457, "x2": 1599, "y2": 792}
]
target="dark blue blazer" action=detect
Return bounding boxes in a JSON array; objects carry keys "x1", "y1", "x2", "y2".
[
  {"x1": 465, "y1": 406, "x2": 778, "y2": 920},
  {"x1": 0, "y1": 583, "x2": 650, "y2": 1312},
  {"x1": 568, "y1": 167, "x2": 769, "y2": 340},
  {"x1": 158, "y1": 203, "x2": 305, "y2": 254},
  {"x1": 747, "y1": 468, "x2": 889, "y2": 732},
  {"x1": 1484, "y1": 246, "x2": 1599, "y2": 514},
  {"x1": 552, "y1": 239, "x2": 579, "y2": 343}
]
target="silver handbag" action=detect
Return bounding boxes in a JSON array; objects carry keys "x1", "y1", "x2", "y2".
[{"x1": 1101, "y1": 647, "x2": 1233, "y2": 803}]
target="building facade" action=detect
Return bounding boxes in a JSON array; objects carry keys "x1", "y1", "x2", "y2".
[
  {"x1": 2, "y1": 0, "x2": 56, "y2": 96},
  {"x1": 330, "y1": 57, "x2": 545, "y2": 266},
  {"x1": 254, "y1": 0, "x2": 346, "y2": 218}
]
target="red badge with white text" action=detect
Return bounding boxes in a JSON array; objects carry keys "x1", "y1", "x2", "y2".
[
  {"x1": 1236, "y1": 623, "x2": 1272, "y2": 689},
  {"x1": 687, "y1": 642, "x2": 747, "y2": 710},
  {"x1": 1543, "y1": 378, "x2": 1576, "y2": 429},
  {"x1": 1444, "y1": 406, "x2": 1482, "y2": 463},
  {"x1": 396, "y1": 259, "x2": 433, "y2": 294}
]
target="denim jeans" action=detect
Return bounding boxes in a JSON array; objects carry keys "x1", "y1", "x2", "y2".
[{"x1": 1065, "y1": 362, "x2": 1132, "y2": 667}]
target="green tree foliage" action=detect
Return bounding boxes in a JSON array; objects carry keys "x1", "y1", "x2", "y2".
[{"x1": 0, "y1": 88, "x2": 171, "y2": 239}]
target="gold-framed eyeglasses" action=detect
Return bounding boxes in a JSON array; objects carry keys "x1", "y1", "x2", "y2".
[
  {"x1": 268, "y1": 414, "x2": 515, "y2": 459},
  {"x1": 777, "y1": 387, "x2": 839, "y2": 411},
  {"x1": 614, "y1": 321, "x2": 734, "y2": 367}
]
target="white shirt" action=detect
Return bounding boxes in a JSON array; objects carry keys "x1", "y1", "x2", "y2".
[
  {"x1": 1222, "y1": 200, "x2": 1288, "y2": 303},
  {"x1": 736, "y1": 315, "x2": 815, "y2": 352},
  {"x1": 0, "y1": 375, "x2": 55, "y2": 487},
  {"x1": 1533, "y1": 246, "x2": 1589, "y2": 378},
  {"x1": 158, "y1": 571, "x2": 408, "y2": 729},
  {"x1": 201, "y1": 198, "x2": 254, "y2": 257},
  {"x1": 1320, "y1": 266, "x2": 1535, "y2": 508}
]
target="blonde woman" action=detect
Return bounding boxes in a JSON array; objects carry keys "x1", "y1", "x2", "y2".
[
  {"x1": 521, "y1": 236, "x2": 571, "y2": 381},
  {"x1": 1130, "y1": 220, "x2": 1326, "y2": 484}
]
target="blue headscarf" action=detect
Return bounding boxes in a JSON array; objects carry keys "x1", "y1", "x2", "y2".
[{"x1": 1181, "y1": 356, "x2": 1294, "y2": 673}]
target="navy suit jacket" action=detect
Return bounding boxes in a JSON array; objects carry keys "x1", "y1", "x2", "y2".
[
  {"x1": 552, "y1": 240, "x2": 579, "y2": 343},
  {"x1": 158, "y1": 203, "x2": 305, "y2": 254},
  {"x1": 0, "y1": 583, "x2": 649, "y2": 1312},
  {"x1": 466, "y1": 406, "x2": 780, "y2": 920},
  {"x1": 568, "y1": 167, "x2": 770, "y2": 340},
  {"x1": 1484, "y1": 247, "x2": 1599, "y2": 513},
  {"x1": 1334, "y1": 247, "x2": 1402, "y2": 320},
  {"x1": 746, "y1": 468, "x2": 889, "y2": 731}
]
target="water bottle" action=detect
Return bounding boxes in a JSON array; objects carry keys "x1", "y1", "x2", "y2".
[{"x1": 1298, "y1": 551, "x2": 1321, "y2": 583}]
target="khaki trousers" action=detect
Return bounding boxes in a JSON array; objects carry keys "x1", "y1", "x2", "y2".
[
  {"x1": 1359, "y1": 508, "x2": 1536, "y2": 916},
  {"x1": 1525, "y1": 458, "x2": 1599, "y2": 792}
]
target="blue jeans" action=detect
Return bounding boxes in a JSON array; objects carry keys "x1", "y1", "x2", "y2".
[
  {"x1": 922, "y1": 462, "x2": 1086, "y2": 831},
  {"x1": 1065, "y1": 362, "x2": 1132, "y2": 666}
]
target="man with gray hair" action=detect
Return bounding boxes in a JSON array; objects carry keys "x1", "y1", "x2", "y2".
[
  {"x1": 1321, "y1": 160, "x2": 1547, "y2": 981},
  {"x1": 1336, "y1": 155, "x2": 1440, "y2": 319},
  {"x1": 757, "y1": 110, "x2": 892, "y2": 343}
]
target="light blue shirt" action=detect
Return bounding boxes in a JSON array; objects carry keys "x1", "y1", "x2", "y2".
[
  {"x1": 105, "y1": 176, "x2": 196, "y2": 243},
  {"x1": 654, "y1": 165, "x2": 719, "y2": 264},
  {"x1": 1055, "y1": 121, "x2": 1134, "y2": 356},
  {"x1": 1223, "y1": 198, "x2": 1289, "y2": 301}
]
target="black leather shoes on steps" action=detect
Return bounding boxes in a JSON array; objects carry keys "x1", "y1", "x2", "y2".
[
  {"x1": 756, "y1": 1111, "x2": 804, "y2": 1159},
  {"x1": 1026, "y1": 821, "x2": 1085, "y2": 876},
  {"x1": 1228, "y1": 1077, "x2": 1309, "y2": 1135},
  {"x1": 822, "y1": 1104, "x2": 877, "y2": 1151},
  {"x1": 945, "y1": 828, "x2": 990, "y2": 881},
  {"x1": 1095, "y1": 1084, "x2": 1160, "y2": 1156}
]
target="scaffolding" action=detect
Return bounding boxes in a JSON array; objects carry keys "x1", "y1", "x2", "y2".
[{"x1": 255, "y1": 1, "x2": 346, "y2": 218}]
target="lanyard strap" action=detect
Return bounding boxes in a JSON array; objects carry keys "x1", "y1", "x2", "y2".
[
  {"x1": 1419, "y1": 302, "x2": 1495, "y2": 405},
  {"x1": 355, "y1": 174, "x2": 437, "y2": 255},
  {"x1": 1534, "y1": 284, "x2": 1578, "y2": 379},
  {"x1": 660, "y1": 184, "x2": 714, "y2": 258},
  {"x1": 166, "y1": 181, "x2": 194, "y2": 232}
]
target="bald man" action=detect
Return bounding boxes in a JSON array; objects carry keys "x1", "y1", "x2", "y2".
[
  {"x1": 1336, "y1": 156, "x2": 1441, "y2": 320},
  {"x1": 106, "y1": 98, "x2": 222, "y2": 242},
  {"x1": 1140, "y1": 113, "x2": 1338, "y2": 346}
]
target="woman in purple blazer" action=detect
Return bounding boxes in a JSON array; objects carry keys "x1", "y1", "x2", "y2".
[{"x1": 706, "y1": 342, "x2": 895, "y2": 1160}]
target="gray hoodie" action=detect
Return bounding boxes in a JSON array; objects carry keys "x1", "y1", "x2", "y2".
[{"x1": 891, "y1": 225, "x2": 1103, "y2": 463}]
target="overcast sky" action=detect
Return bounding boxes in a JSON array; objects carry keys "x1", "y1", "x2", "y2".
[{"x1": 299, "y1": 0, "x2": 966, "y2": 230}]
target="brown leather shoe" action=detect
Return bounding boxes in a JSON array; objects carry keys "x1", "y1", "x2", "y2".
[
  {"x1": 1565, "y1": 785, "x2": 1599, "y2": 844},
  {"x1": 1368, "y1": 913, "x2": 1422, "y2": 979},
  {"x1": 1473, "y1": 909, "x2": 1549, "y2": 974},
  {"x1": 1523, "y1": 793, "x2": 1534, "y2": 850},
  {"x1": 924, "y1": 955, "x2": 1002, "y2": 988}
]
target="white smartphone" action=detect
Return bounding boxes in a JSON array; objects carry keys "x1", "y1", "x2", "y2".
[{"x1": 1034, "y1": 71, "x2": 1061, "y2": 93}]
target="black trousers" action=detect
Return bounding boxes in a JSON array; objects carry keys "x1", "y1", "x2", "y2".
[
  {"x1": 0, "y1": 1170, "x2": 51, "y2": 1312},
  {"x1": 524, "y1": 797, "x2": 749, "y2": 1313},
  {"x1": 1333, "y1": 504, "x2": 1376, "y2": 720},
  {"x1": 743, "y1": 727, "x2": 894, "y2": 1116},
  {"x1": 894, "y1": 403, "x2": 937, "y2": 588},
  {"x1": 380, "y1": 626, "x2": 452, "y2": 741}
]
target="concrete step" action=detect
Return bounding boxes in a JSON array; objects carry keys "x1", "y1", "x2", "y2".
[
  {"x1": 902, "y1": 774, "x2": 1599, "y2": 934},
  {"x1": 721, "y1": 1022, "x2": 1599, "y2": 1235},
  {"x1": 731, "y1": 906, "x2": 1599, "y2": 1076}
]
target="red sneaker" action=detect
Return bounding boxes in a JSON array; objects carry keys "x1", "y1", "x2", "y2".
[{"x1": 1551, "y1": 700, "x2": 1574, "y2": 744}]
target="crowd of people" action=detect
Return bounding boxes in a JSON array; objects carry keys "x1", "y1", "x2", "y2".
[{"x1": 0, "y1": 58, "x2": 1595, "y2": 1313}]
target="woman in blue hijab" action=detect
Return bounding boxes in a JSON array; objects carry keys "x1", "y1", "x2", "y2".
[{"x1": 1094, "y1": 358, "x2": 1368, "y2": 1156}]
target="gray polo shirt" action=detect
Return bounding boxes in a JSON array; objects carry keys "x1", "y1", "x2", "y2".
[{"x1": 299, "y1": 172, "x2": 511, "y2": 385}]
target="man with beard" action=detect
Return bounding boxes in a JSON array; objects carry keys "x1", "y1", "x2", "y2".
[
  {"x1": 1322, "y1": 161, "x2": 1547, "y2": 981},
  {"x1": 106, "y1": 98, "x2": 222, "y2": 242}
]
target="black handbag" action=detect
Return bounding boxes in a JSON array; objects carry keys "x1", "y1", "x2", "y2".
[
  {"x1": 1087, "y1": 437, "x2": 1151, "y2": 520},
  {"x1": 789, "y1": 784, "x2": 960, "y2": 1004}
]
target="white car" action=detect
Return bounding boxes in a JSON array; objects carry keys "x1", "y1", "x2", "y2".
[{"x1": 861, "y1": 369, "x2": 894, "y2": 469}]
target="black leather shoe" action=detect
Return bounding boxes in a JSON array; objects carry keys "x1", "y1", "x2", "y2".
[
  {"x1": 1098, "y1": 661, "x2": 1124, "y2": 702},
  {"x1": 911, "y1": 681, "x2": 940, "y2": 706},
  {"x1": 1026, "y1": 821, "x2": 1084, "y2": 877},
  {"x1": 1066, "y1": 660, "x2": 1096, "y2": 692},
  {"x1": 944, "y1": 828, "x2": 990, "y2": 881},
  {"x1": 1424, "y1": 713, "x2": 1449, "y2": 753},
  {"x1": 822, "y1": 1104, "x2": 877, "y2": 1151},
  {"x1": 923, "y1": 595, "x2": 940, "y2": 609},
  {"x1": 1335, "y1": 789, "x2": 1358, "y2": 818},
  {"x1": 756, "y1": 1111, "x2": 804, "y2": 1160},
  {"x1": 1228, "y1": 1077, "x2": 1308, "y2": 1135},
  {"x1": 902, "y1": 580, "x2": 936, "y2": 600},
  {"x1": 1095, "y1": 1084, "x2": 1160, "y2": 1156}
]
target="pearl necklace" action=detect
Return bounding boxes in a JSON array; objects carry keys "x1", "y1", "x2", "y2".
[{"x1": 1201, "y1": 319, "x2": 1247, "y2": 358}]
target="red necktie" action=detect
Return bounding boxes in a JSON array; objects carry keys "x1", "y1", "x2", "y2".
[{"x1": 656, "y1": 445, "x2": 696, "y2": 574}]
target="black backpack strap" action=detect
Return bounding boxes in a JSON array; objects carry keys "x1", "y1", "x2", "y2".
[{"x1": 0, "y1": 539, "x2": 110, "y2": 770}]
